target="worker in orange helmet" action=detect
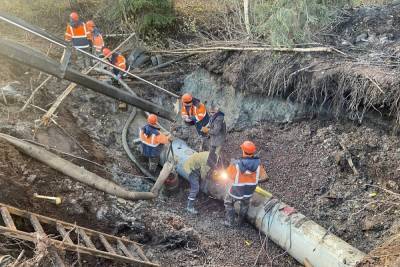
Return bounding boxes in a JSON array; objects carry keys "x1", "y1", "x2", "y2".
[
  {"x1": 86, "y1": 20, "x2": 104, "y2": 57},
  {"x1": 102, "y1": 47, "x2": 128, "y2": 85},
  {"x1": 181, "y1": 93, "x2": 210, "y2": 151},
  {"x1": 139, "y1": 114, "x2": 171, "y2": 172},
  {"x1": 223, "y1": 141, "x2": 267, "y2": 227},
  {"x1": 64, "y1": 12, "x2": 91, "y2": 67}
]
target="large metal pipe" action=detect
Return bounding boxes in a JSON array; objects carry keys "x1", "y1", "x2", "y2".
[
  {"x1": 0, "y1": 38, "x2": 175, "y2": 121},
  {"x1": 161, "y1": 139, "x2": 366, "y2": 267}
]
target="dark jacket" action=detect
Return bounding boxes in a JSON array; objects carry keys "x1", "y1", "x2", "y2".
[{"x1": 209, "y1": 111, "x2": 226, "y2": 147}]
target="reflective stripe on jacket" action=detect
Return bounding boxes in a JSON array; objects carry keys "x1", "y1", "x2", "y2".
[
  {"x1": 181, "y1": 98, "x2": 208, "y2": 123},
  {"x1": 65, "y1": 21, "x2": 90, "y2": 48},
  {"x1": 227, "y1": 157, "x2": 265, "y2": 199},
  {"x1": 139, "y1": 124, "x2": 169, "y2": 157}
]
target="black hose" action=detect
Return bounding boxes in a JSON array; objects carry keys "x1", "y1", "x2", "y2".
[
  {"x1": 122, "y1": 107, "x2": 155, "y2": 180},
  {"x1": 95, "y1": 68, "x2": 156, "y2": 180}
]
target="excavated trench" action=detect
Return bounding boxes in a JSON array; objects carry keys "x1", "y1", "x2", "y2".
[
  {"x1": 2, "y1": 6, "x2": 400, "y2": 262},
  {"x1": 1, "y1": 55, "x2": 400, "y2": 266}
]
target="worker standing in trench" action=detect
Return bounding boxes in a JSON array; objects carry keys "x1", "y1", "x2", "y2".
[
  {"x1": 64, "y1": 12, "x2": 91, "y2": 68},
  {"x1": 139, "y1": 114, "x2": 171, "y2": 173},
  {"x1": 223, "y1": 141, "x2": 268, "y2": 227},
  {"x1": 202, "y1": 102, "x2": 226, "y2": 169},
  {"x1": 180, "y1": 93, "x2": 210, "y2": 151},
  {"x1": 102, "y1": 47, "x2": 128, "y2": 85}
]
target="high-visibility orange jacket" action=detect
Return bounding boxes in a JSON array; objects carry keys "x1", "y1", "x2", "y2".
[
  {"x1": 86, "y1": 25, "x2": 104, "y2": 52},
  {"x1": 139, "y1": 124, "x2": 169, "y2": 157},
  {"x1": 226, "y1": 157, "x2": 267, "y2": 199},
  {"x1": 64, "y1": 21, "x2": 90, "y2": 49},
  {"x1": 181, "y1": 98, "x2": 207, "y2": 123},
  {"x1": 110, "y1": 53, "x2": 126, "y2": 71}
]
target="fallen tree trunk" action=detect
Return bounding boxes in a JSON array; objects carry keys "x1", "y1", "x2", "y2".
[
  {"x1": 0, "y1": 38, "x2": 175, "y2": 121},
  {"x1": 1, "y1": 133, "x2": 174, "y2": 200},
  {"x1": 0, "y1": 133, "x2": 156, "y2": 200}
]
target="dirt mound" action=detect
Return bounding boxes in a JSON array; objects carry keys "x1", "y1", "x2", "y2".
[{"x1": 223, "y1": 120, "x2": 400, "y2": 253}]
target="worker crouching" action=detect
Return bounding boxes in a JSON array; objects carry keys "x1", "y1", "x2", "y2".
[
  {"x1": 224, "y1": 141, "x2": 267, "y2": 227},
  {"x1": 102, "y1": 47, "x2": 127, "y2": 85},
  {"x1": 139, "y1": 114, "x2": 171, "y2": 173},
  {"x1": 181, "y1": 93, "x2": 209, "y2": 151}
]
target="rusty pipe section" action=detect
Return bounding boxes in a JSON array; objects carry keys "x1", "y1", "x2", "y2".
[
  {"x1": 0, "y1": 38, "x2": 175, "y2": 121},
  {"x1": 161, "y1": 139, "x2": 366, "y2": 267}
]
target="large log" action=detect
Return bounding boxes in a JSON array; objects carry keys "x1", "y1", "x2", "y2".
[
  {"x1": 0, "y1": 38, "x2": 175, "y2": 121},
  {"x1": 0, "y1": 133, "x2": 174, "y2": 200}
]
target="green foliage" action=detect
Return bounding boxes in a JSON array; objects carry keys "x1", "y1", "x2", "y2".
[
  {"x1": 110, "y1": 0, "x2": 175, "y2": 33},
  {"x1": 252, "y1": 0, "x2": 350, "y2": 46}
]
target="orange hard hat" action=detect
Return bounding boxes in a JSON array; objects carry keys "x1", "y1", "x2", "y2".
[
  {"x1": 182, "y1": 93, "x2": 193, "y2": 104},
  {"x1": 86, "y1": 20, "x2": 95, "y2": 28},
  {"x1": 70, "y1": 12, "x2": 79, "y2": 21},
  {"x1": 147, "y1": 114, "x2": 158, "y2": 125},
  {"x1": 102, "y1": 47, "x2": 111, "y2": 57},
  {"x1": 241, "y1": 141, "x2": 257, "y2": 155}
]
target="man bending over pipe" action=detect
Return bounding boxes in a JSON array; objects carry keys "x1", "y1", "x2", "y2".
[
  {"x1": 223, "y1": 141, "x2": 267, "y2": 227},
  {"x1": 139, "y1": 114, "x2": 171, "y2": 173},
  {"x1": 183, "y1": 151, "x2": 211, "y2": 214}
]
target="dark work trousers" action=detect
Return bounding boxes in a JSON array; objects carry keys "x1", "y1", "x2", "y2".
[
  {"x1": 207, "y1": 145, "x2": 222, "y2": 168},
  {"x1": 188, "y1": 169, "x2": 201, "y2": 201},
  {"x1": 224, "y1": 193, "x2": 250, "y2": 219}
]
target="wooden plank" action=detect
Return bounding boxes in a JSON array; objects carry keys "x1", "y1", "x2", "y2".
[
  {"x1": 77, "y1": 229, "x2": 96, "y2": 249},
  {"x1": 30, "y1": 215, "x2": 45, "y2": 234},
  {"x1": 0, "y1": 226, "x2": 158, "y2": 267},
  {"x1": 99, "y1": 234, "x2": 116, "y2": 254},
  {"x1": 56, "y1": 223, "x2": 74, "y2": 244},
  {"x1": 30, "y1": 216, "x2": 65, "y2": 267},
  {"x1": 0, "y1": 207, "x2": 16, "y2": 230},
  {"x1": 117, "y1": 240, "x2": 135, "y2": 259},
  {"x1": 1, "y1": 203, "x2": 143, "y2": 247},
  {"x1": 128, "y1": 243, "x2": 150, "y2": 262}
]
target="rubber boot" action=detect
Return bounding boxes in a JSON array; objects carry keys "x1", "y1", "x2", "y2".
[
  {"x1": 237, "y1": 203, "x2": 248, "y2": 227},
  {"x1": 224, "y1": 208, "x2": 235, "y2": 227},
  {"x1": 186, "y1": 199, "x2": 198, "y2": 215}
]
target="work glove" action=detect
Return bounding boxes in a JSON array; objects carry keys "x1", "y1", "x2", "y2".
[
  {"x1": 201, "y1": 127, "x2": 209, "y2": 134},
  {"x1": 182, "y1": 114, "x2": 191, "y2": 122},
  {"x1": 114, "y1": 74, "x2": 122, "y2": 81},
  {"x1": 167, "y1": 135, "x2": 175, "y2": 141}
]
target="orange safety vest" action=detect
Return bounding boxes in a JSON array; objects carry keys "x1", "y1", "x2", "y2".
[
  {"x1": 181, "y1": 99, "x2": 207, "y2": 122},
  {"x1": 111, "y1": 54, "x2": 126, "y2": 71},
  {"x1": 92, "y1": 34, "x2": 104, "y2": 52},
  {"x1": 64, "y1": 22, "x2": 90, "y2": 49},
  {"x1": 227, "y1": 164, "x2": 260, "y2": 186},
  {"x1": 86, "y1": 25, "x2": 104, "y2": 52},
  {"x1": 139, "y1": 126, "x2": 169, "y2": 147},
  {"x1": 226, "y1": 157, "x2": 265, "y2": 199}
]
